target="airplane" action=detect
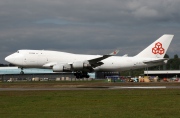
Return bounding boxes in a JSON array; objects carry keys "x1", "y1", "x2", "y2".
[{"x1": 5, "y1": 34, "x2": 174, "y2": 78}]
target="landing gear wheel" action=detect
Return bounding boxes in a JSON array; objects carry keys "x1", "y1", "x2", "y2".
[
  {"x1": 20, "y1": 71, "x2": 24, "y2": 74},
  {"x1": 74, "y1": 72, "x2": 80, "y2": 79},
  {"x1": 82, "y1": 72, "x2": 89, "y2": 78},
  {"x1": 85, "y1": 75, "x2": 90, "y2": 78},
  {"x1": 74, "y1": 72, "x2": 90, "y2": 79},
  {"x1": 20, "y1": 68, "x2": 24, "y2": 74}
]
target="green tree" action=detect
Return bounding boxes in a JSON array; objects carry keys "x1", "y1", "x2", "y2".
[
  {"x1": 164, "y1": 54, "x2": 169, "y2": 58},
  {"x1": 166, "y1": 54, "x2": 180, "y2": 70}
]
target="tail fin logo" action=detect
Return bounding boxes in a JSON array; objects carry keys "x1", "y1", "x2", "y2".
[
  {"x1": 113, "y1": 51, "x2": 117, "y2": 55},
  {"x1": 152, "y1": 42, "x2": 164, "y2": 55}
]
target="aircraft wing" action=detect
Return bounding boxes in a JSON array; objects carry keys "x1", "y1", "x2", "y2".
[
  {"x1": 88, "y1": 50, "x2": 119, "y2": 67},
  {"x1": 143, "y1": 58, "x2": 168, "y2": 64},
  {"x1": 43, "y1": 50, "x2": 119, "y2": 70}
]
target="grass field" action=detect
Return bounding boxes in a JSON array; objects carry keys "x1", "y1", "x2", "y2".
[{"x1": 0, "y1": 89, "x2": 180, "y2": 118}]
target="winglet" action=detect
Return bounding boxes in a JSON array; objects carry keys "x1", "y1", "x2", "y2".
[{"x1": 109, "y1": 49, "x2": 119, "y2": 55}]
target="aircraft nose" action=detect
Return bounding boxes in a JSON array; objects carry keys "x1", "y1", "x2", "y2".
[{"x1": 5, "y1": 55, "x2": 14, "y2": 63}]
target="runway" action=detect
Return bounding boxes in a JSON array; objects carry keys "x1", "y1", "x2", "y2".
[{"x1": 1, "y1": 86, "x2": 180, "y2": 91}]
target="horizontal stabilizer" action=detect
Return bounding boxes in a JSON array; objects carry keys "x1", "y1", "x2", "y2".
[
  {"x1": 143, "y1": 58, "x2": 168, "y2": 64},
  {"x1": 122, "y1": 54, "x2": 128, "y2": 57}
]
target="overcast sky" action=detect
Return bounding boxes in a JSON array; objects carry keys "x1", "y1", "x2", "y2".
[{"x1": 1, "y1": 0, "x2": 180, "y2": 63}]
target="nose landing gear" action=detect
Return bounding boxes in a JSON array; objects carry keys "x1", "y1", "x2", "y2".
[
  {"x1": 74, "y1": 72, "x2": 90, "y2": 79},
  {"x1": 20, "y1": 68, "x2": 24, "y2": 74}
]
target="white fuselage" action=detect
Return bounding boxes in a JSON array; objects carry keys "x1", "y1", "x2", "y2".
[{"x1": 5, "y1": 50, "x2": 164, "y2": 72}]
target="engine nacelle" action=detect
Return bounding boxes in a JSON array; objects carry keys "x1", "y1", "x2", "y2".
[
  {"x1": 53, "y1": 64, "x2": 71, "y2": 72},
  {"x1": 73, "y1": 61, "x2": 83, "y2": 69},
  {"x1": 72, "y1": 61, "x2": 91, "y2": 70},
  {"x1": 53, "y1": 64, "x2": 64, "y2": 72}
]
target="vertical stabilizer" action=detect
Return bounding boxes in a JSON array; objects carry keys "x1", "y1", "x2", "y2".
[{"x1": 135, "y1": 34, "x2": 174, "y2": 58}]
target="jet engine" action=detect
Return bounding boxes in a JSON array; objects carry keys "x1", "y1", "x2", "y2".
[
  {"x1": 72, "y1": 61, "x2": 91, "y2": 70},
  {"x1": 53, "y1": 61, "x2": 91, "y2": 72},
  {"x1": 53, "y1": 64, "x2": 71, "y2": 72}
]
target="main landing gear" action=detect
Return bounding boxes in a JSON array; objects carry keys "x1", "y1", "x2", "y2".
[
  {"x1": 20, "y1": 68, "x2": 24, "y2": 74},
  {"x1": 74, "y1": 72, "x2": 90, "y2": 79}
]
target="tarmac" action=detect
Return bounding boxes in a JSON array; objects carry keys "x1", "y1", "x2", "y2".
[
  {"x1": 1, "y1": 85, "x2": 180, "y2": 91},
  {"x1": 1, "y1": 81, "x2": 180, "y2": 91}
]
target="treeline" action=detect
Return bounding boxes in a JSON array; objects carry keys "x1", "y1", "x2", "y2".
[{"x1": 149, "y1": 54, "x2": 180, "y2": 70}]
